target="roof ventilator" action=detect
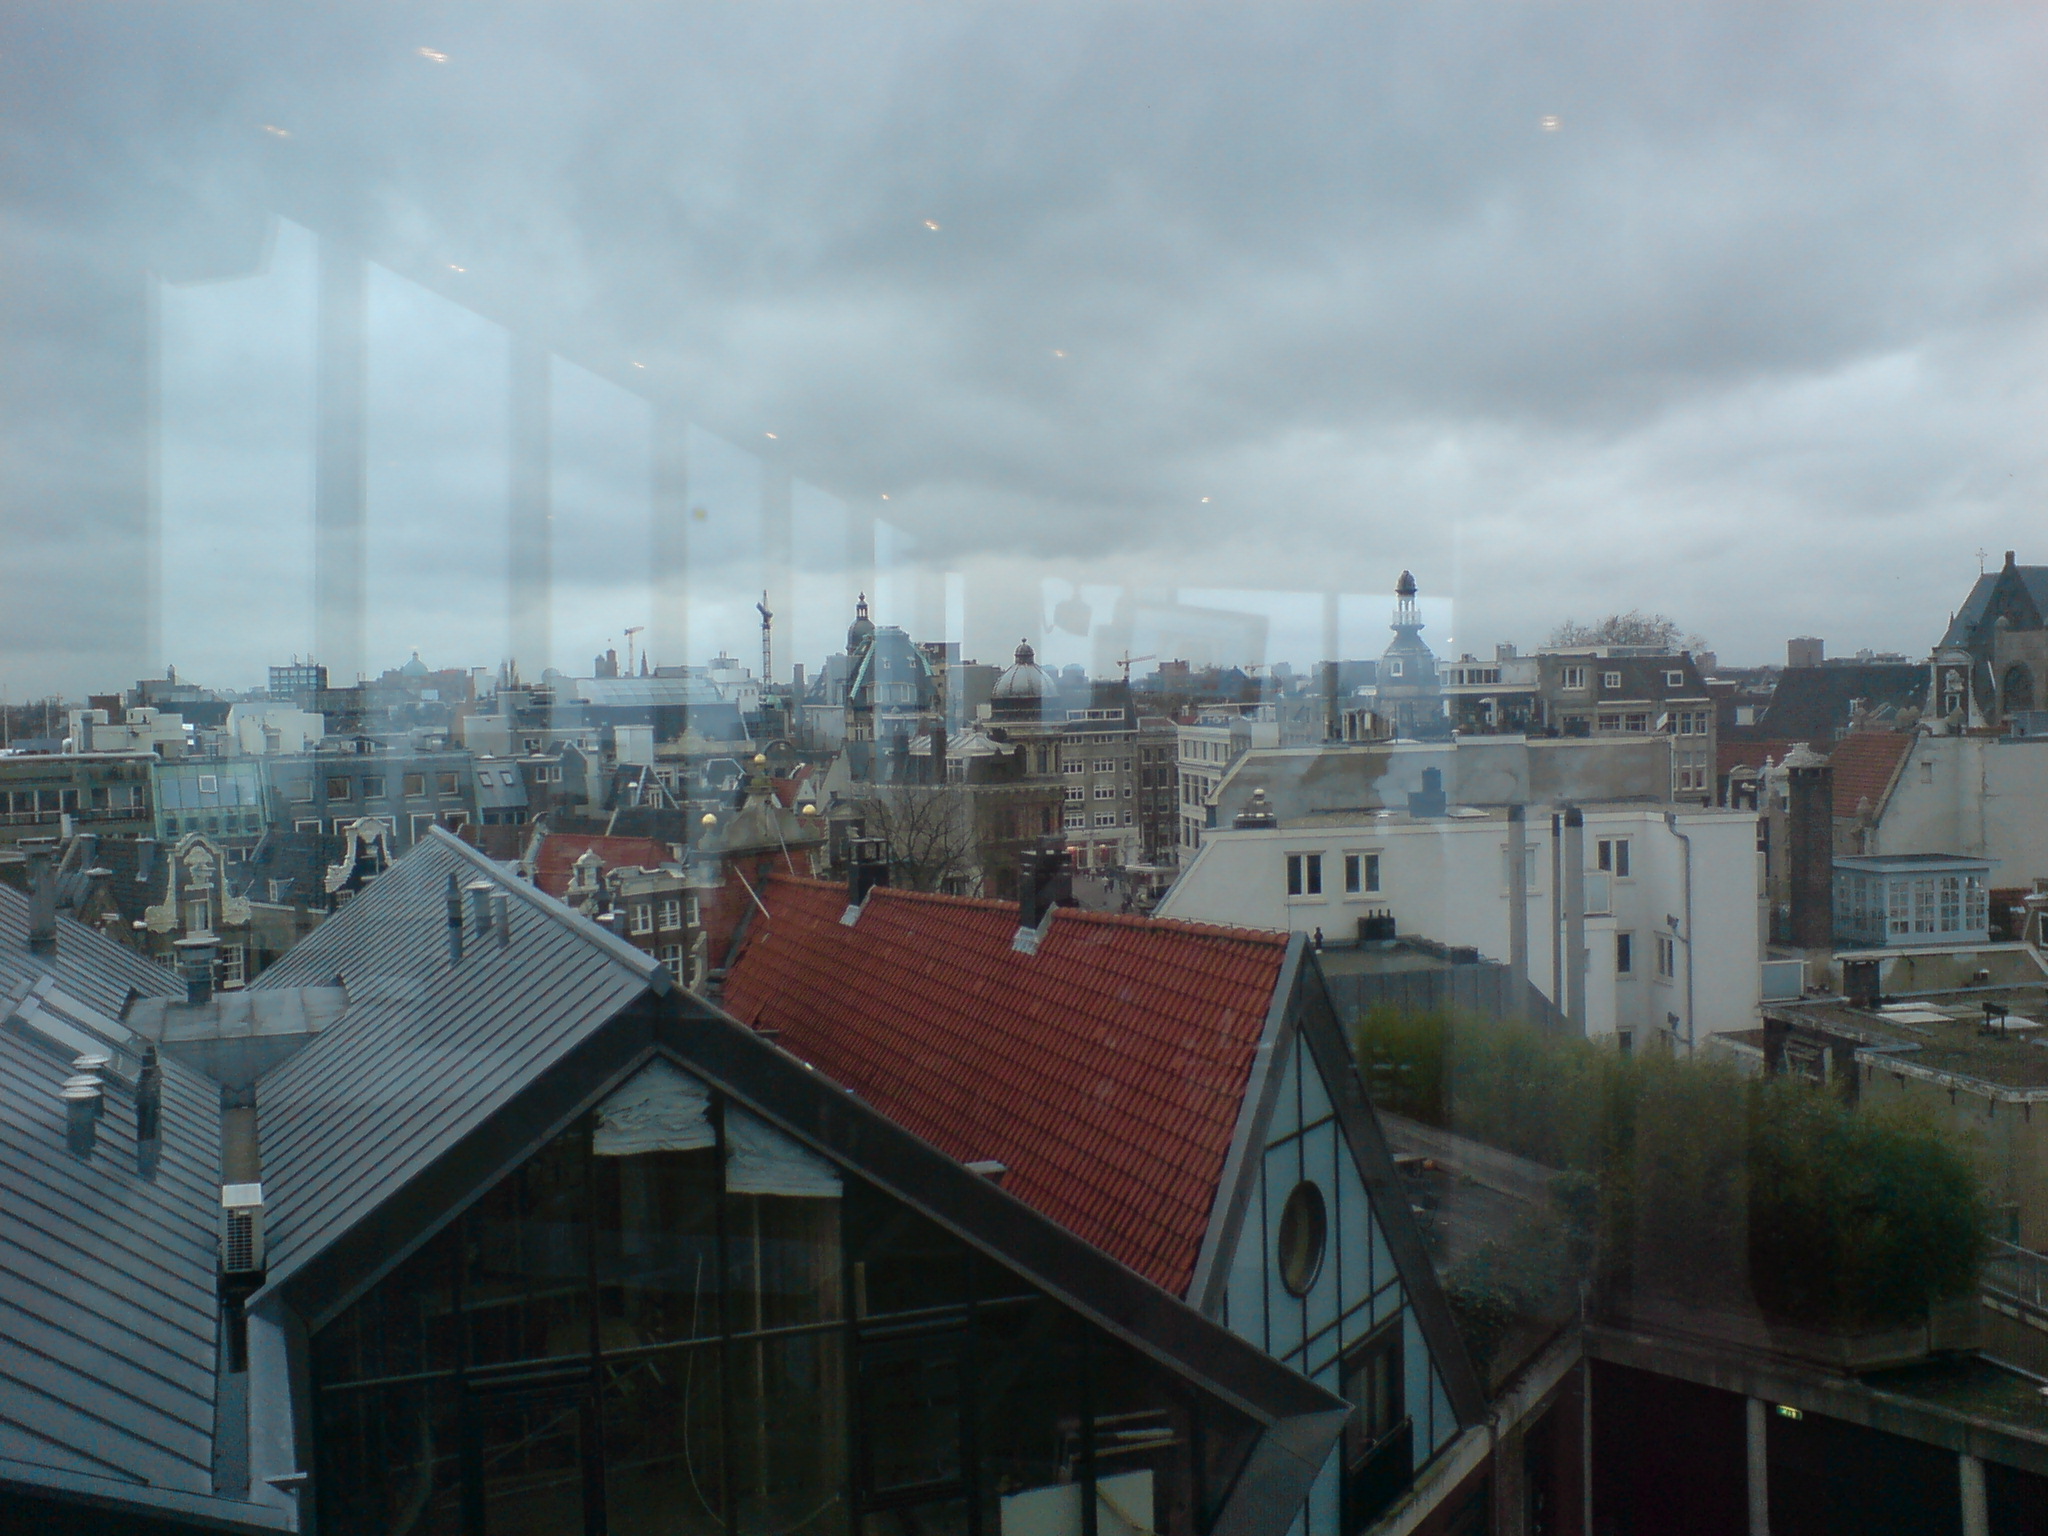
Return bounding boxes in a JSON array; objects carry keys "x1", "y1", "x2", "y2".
[
  {"x1": 23, "y1": 837, "x2": 58, "y2": 959},
  {"x1": 492, "y1": 888, "x2": 511, "y2": 948},
  {"x1": 62, "y1": 1056, "x2": 105, "y2": 1158},
  {"x1": 445, "y1": 871, "x2": 464, "y2": 963},
  {"x1": 467, "y1": 879, "x2": 496, "y2": 942},
  {"x1": 175, "y1": 933, "x2": 218, "y2": 1005}
]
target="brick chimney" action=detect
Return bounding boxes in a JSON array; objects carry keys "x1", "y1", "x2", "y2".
[{"x1": 1784, "y1": 745, "x2": 1835, "y2": 955}]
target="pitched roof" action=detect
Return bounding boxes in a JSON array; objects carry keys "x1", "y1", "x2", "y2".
[
  {"x1": 252, "y1": 828, "x2": 662, "y2": 1289},
  {"x1": 531, "y1": 832, "x2": 673, "y2": 898},
  {"x1": 721, "y1": 876, "x2": 1291, "y2": 1295},
  {"x1": 1941, "y1": 566, "x2": 2048, "y2": 649},
  {"x1": 1756, "y1": 664, "x2": 1927, "y2": 742},
  {"x1": 0, "y1": 888, "x2": 224, "y2": 1503},
  {"x1": 1827, "y1": 732, "x2": 1914, "y2": 818}
]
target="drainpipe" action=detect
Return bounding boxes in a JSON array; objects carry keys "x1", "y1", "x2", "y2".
[
  {"x1": 1507, "y1": 804, "x2": 1530, "y2": 1022},
  {"x1": 1666, "y1": 811, "x2": 1697, "y2": 1053},
  {"x1": 1562, "y1": 807, "x2": 1587, "y2": 1036},
  {"x1": 1549, "y1": 811, "x2": 1565, "y2": 1023}
]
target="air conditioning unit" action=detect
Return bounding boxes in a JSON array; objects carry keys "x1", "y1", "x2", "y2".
[{"x1": 220, "y1": 1183, "x2": 266, "y2": 1276}]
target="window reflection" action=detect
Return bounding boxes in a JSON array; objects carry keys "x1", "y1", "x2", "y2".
[{"x1": 312, "y1": 1067, "x2": 1260, "y2": 1536}]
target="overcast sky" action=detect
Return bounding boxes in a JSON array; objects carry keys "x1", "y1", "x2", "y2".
[{"x1": 3, "y1": 2, "x2": 2045, "y2": 693}]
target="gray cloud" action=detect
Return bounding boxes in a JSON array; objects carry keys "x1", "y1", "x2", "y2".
[{"x1": 2, "y1": 1, "x2": 2044, "y2": 692}]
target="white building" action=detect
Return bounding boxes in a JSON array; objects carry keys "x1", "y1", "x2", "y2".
[
  {"x1": 63, "y1": 705, "x2": 187, "y2": 757},
  {"x1": 222, "y1": 701, "x2": 326, "y2": 756},
  {"x1": 1856, "y1": 733, "x2": 2048, "y2": 886},
  {"x1": 1176, "y1": 707, "x2": 1281, "y2": 854},
  {"x1": 1157, "y1": 800, "x2": 1764, "y2": 1051}
]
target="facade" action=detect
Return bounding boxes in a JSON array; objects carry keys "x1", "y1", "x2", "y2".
[
  {"x1": 1530, "y1": 650, "x2": 1716, "y2": 801},
  {"x1": 1930, "y1": 550, "x2": 2048, "y2": 731},
  {"x1": 264, "y1": 743, "x2": 482, "y2": 847},
  {"x1": 1834, "y1": 852, "x2": 1995, "y2": 949},
  {"x1": 0, "y1": 829, "x2": 1343, "y2": 1534},
  {"x1": 721, "y1": 875, "x2": 1490, "y2": 1535},
  {"x1": 1156, "y1": 803, "x2": 1763, "y2": 1049},
  {"x1": 1178, "y1": 709, "x2": 1283, "y2": 855},
  {"x1": 0, "y1": 750, "x2": 156, "y2": 847},
  {"x1": 1440, "y1": 649, "x2": 1541, "y2": 735}
]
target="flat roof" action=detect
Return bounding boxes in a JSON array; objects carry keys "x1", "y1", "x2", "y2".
[
  {"x1": 1771, "y1": 990, "x2": 2048, "y2": 1092},
  {"x1": 1836, "y1": 853, "x2": 1997, "y2": 871}
]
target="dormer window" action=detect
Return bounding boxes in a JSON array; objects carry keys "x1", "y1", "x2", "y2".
[
  {"x1": 1602, "y1": 671, "x2": 1622, "y2": 690},
  {"x1": 1385, "y1": 659, "x2": 1403, "y2": 678},
  {"x1": 1664, "y1": 670, "x2": 1685, "y2": 688}
]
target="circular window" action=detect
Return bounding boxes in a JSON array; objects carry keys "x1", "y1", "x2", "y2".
[{"x1": 1277, "y1": 1180, "x2": 1328, "y2": 1297}]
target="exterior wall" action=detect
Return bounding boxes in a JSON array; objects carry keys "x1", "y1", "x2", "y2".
[
  {"x1": 0, "y1": 752, "x2": 156, "y2": 847},
  {"x1": 1221, "y1": 1032, "x2": 1459, "y2": 1534},
  {"x1": 1856, "y1": 1060, "x2": 2048, "y2": 1251},
  {"x1": 1873, "y1": 736, "x2": 2048, "y2": 886},
  {"x1": 1158, "y1": 808, "x2": 1762, "y2": 1046}
]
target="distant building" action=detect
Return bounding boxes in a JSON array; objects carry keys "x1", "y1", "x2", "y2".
[
  {"x1": 0, "y1": 751, "x2": 155, "y2": 848},
  {"x1": 1370, "y1": 570, "x2": 1448, "y2": 738}
]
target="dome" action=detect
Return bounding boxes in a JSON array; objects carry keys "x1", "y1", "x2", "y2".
[
  {"x1": 990, "y1": 639, "x2": 1051, "y2": 701},
  {"x1": 399, "y1": 649, "x2": 430, "y2": 678},
  {"x1": 846, "y1": 593, "x2": 876, "y2": 653},
  {"x1": 1396, "y1": 570, "x2": 1417, "y2": 599}
]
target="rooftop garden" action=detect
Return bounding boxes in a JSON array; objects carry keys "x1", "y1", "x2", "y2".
[{"x1": 1355, "y1": 1009, "x2": 1990, "y2": 1386}]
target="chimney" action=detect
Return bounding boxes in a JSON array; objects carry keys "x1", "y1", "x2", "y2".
[
  {"x1": 1506, "y1": 805, "x2": 1530, "y2": 1021},
  {"x1": 847, "y1": 837, "x2": 891, "y2": 906},
  {"x1": 445, "y1": 871, "x2": 465, "y2": 963},
  {"x1": 491, "y1": 888, "x2": 511, "y2": 948},
  {"x1": 1019, "y1": 844, "x2": 1072, "y2": 929},
  {"x1": 135, "y1": 1045, "x2": 163, "y2": 1176},
  {"x1": 175, "y1": 934, "x2": 218, "y2": 1004},
  {"x1": 63, "y1": 1073, "x2": 102, "y2": 1158},
  {"x1": 1233, "y1": 787, "x2": 1278, "y2": 829},
  {"x1": 1407, "y1": 767, "x2": 1447, "y2": 819},
  {"x1": 467, "y1": 879, "x2": 496, "y2": 939},
  {"x1": 1561, "y1": 807, "x2": 1587, "y2": 1035},
  {"x1": 23, "y1": 837, "x2": 57, "y2": 959},
  {"x1": 1323, "y1": 661, "x2": 1341, "y2": 743},
  {"x1": 1786, "y1": 747, "x2": 1835, "y2": 954}
]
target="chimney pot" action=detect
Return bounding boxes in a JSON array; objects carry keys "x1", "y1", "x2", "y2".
[
  {"x1": 62, "y1": 1079, "x2": 102, "y2": 1157},
  {"x1": 174, "y1": 934, "x2": 217, "y2": 1005}
]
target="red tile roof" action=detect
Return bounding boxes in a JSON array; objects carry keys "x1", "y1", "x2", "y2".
[
  {"x1": 531, "y1": 833, "x2": 673, "y2": 898},
  {"x1": 1827, "y1": 731, "x2": 1913, "y2": 819},
  {"x1": 722, "y1": 877, "x2": 1291, "y2": 1296}
]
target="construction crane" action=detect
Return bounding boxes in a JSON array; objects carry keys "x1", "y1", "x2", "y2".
[
  {"x1": 623, "y1": 625, "x2": 645, "y2": 677},
  {"x1": 756, "y1": 593, "x2": 774, "y2": 687},
  {"x1": 1113, "y1": 651, "x2": 1156, "y2": 681}
]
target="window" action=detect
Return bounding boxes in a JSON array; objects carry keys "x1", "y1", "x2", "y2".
[
  {"x1": 1063, "y1": 759, "x2": 1083, "y2": 774},
  {"x1": 1598, "y1": 838, "x2": 1631, "y2": 877},
  {"x1": 403, "y1": 772, "x2": 427, "y2": 797},
  {"x1": 1656, "y1": 933, "x2": 1677, "y2": 978},
  {"x1": 361, "y1": 774, "x2": 386, "y2": 798},
  {"x1": 1385, "y1": 658, "x2": 1403, "y2": 677},
  {"x1": 1121, "y1": 810, "x2": 1133, "y2": 825},
  {"x1": 1122, "y1": 784, "x2": 1132, "y2": 797},
  {"x1": 1665, "y1": 670, "x2": 1685, "y2": 688},
  {"x1": 658, "y1": 897, "x2": 682, "y2": 929},
  {"x1": 197, "y1": 773, "x2": 218, "y2": 793},
  {"x1": 1345, "y1": 851, "x2": 1381, "y2": 894},
  {"x1": 1616, "y1": 932, "x2": 1634, "y2": 974},
  {"x1": 1064, "y1": 812, "x2": 1085, "y2": 830},
  {"x1": 1093, "y1": 812, "x2": 1114, "y2": 827},
  {"x1": 1624, "y1": 713, "x2": 1648, "y2": 732},
  {"x1": 437, "y1": 772, "x2": 460, "y2": 796},
  {"x1": 294, "y1": 817, "x2": 322, "y2": 832},
  {"x1": 1561, "y1": 666, "x2": 1587, "y2": 690},
  {"x1": 219, "y1": 945, "x2": 247, "y2": 990},
  {"x1": 1093, "y1": 785, "x2": 1113, "y2": 799},
  {"x1": 657, "y1": 943, "x2": 685, "y2": 981},
  {"x1": 1602, "y1": 670, "x2": 1622, "y2": 689},
  {"x1": 289, "y1": 780, "x2": 314, "y2": 803},
  {"x1": 1065, "y1": 785, "x2": 1084, "y2": 802},
  {"x1": 326, "y1": 776, "x2": 353, "y2": 800},
  {"x1": 1286, "y1": 852, "x2": 1323, "y2": 897},
  {"x1": 1276, "y1": 1180, "x2": 1326, "y2": 1295},
  {"x1": 1341, "y1": 1322, "x2": 1407, "y2": 1528},
  {"x1": 1092, "y1": 759, "x2": 1114, "y2": 772},
  {"x1": 629, "y1": 903, "x2": 653, "y2": 935},
  {"x1": 1597, "y1": 714, "x2": 1622, "y2": 732}
]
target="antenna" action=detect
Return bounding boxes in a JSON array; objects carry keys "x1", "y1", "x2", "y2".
[{"x1": 757, "y1": 593, "x2": 775, "y2": 687}]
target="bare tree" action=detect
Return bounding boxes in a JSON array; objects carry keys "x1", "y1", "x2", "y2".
[
  {"x1": 857, "y1": 783, "x2": 979, "y2": 894},
  {"x1": 1546, "y1": 611, "x2": 1709, "y2": 654}
]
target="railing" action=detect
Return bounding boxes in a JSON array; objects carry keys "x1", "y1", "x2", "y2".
[
  {"x1": 0, "y1": 806, "x2": 148, "y2": 827},
  {"x1": 1983, "y1": 1238, "x2": 2048, "y2": 1311}
]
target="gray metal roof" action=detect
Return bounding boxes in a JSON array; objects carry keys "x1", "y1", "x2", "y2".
[
  {"x1": 0, "y1": 895, "x2": 222, "y2": 1497},
  {"x1": 252, "y1": 827, "x2": 662, "y2": 1287},
  {"x1": 0, "y1": 879, "x2": 184, "y2": 1020}
]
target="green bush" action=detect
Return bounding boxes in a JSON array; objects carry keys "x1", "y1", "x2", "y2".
[{"x1": 1353, "y1": 1010, "x2": 1990, "y2": 1331}]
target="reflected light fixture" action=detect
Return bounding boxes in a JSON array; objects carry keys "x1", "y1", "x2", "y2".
[
  {"x1": 764, "y1": 432, "x2": 778, "y2": 440},
  {"x1": 1539, "y1": 115, "x2": 1562, "y2": 131},
  {"x1": 418, "y1": 47, "x2": 449, "y2": 63},
  {"x1": 923, "y1": 219, "x2": 941, "y2": 230},
  {"x1": 448, "y1": 264, "x2": 465, "y2": 273},
  {"x1": 260, "y1": 124, "x2": 290, "y2": 138}
]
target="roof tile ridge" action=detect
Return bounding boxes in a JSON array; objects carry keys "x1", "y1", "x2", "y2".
[{"x1": 863, "y1": 884, "x2": 1019, "y2": 916}]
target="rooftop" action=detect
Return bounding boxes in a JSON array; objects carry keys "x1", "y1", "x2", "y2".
[
  {"x1": 1770, "y1": 985, "x2": 2048, "y2": 1093},
  {"x1": 721, "y1": 875, "x2": 1292, "y2": 1295}
]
